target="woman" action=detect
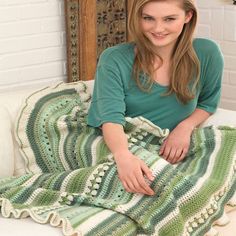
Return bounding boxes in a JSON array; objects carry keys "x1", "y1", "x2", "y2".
[{"x1": 87, "y1": 0, "x2": 223, "y2": 196}]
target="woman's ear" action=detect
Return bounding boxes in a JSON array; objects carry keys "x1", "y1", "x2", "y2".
[{"x1": 185, "y1": 10, "x2": 193, "y2": 23}]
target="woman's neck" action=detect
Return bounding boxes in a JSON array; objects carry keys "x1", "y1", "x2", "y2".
[
  {"x1": 155, "y1": 47, "x2": 173, "y2": 62},
  {"x1": 154, "y1": 40, "x2": 177, "y2": 62}
]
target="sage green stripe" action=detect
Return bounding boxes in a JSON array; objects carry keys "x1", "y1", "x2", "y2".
[{"x1": 86, "y1": 212, "x2": 137, "y2": 236}]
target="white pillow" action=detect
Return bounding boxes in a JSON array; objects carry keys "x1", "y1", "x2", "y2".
[{"x1": 0, "y1": 106, "x2": 14, "y2": 177}]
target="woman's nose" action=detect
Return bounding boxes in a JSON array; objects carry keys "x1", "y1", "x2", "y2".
[{"x1": 152, "y1": 21, "x2": 165, "y2": 33}]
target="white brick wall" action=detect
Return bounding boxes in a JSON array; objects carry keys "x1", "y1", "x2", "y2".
[
  {"x1": 196, "y1": 0, "x2": 236, "y2": 111},
  {"x1": 0, "y1": 0, "x2": 66, "y2": 92},
  {"x1": 0, "y1": 0, "x2": 235, "y2": 111}
]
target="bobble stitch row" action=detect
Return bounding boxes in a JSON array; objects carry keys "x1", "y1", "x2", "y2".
[
  {"x1": 58, "y1": 192, "x2": 77, "y2": 206},
  {"x1": 84, "y1": 164, "x2": 111, "y2": 197}
]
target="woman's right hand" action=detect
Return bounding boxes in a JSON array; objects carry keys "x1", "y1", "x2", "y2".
[
  {"x1": 101, "y1": 122, "x2": 154, "y2": 196},
  {"x1": 114, "y1": 150, "x2": 155, "y2": 196}
]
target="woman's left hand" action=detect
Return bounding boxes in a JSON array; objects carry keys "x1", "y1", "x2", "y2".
[{"x1": 159, "y1": 122, "x2": 194, "y2": 164}]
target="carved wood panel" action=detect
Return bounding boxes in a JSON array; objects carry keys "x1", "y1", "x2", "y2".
[
  {"x1": 64, "y1": 0, "x2": 133, "y2": 82},
  {"x1": 96, "y1": 0, "x2": 127, "y2": 57},
  {"x1": 64, "y1": 0, "x2": 80, "y2": 83}
]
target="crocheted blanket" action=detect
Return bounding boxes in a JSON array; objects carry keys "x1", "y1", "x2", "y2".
[{"x1": 0, "y1": 82, "x2": 236, "y2": 236}]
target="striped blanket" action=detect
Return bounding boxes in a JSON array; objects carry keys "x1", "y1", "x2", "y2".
[{"x1": 0, "y1": 82, "x2": 236, "y2": 236}]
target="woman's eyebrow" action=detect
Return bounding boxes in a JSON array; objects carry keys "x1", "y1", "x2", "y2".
[
  {"x1": 142, "y1": 13, "x2": 155, "y2": 17},
  {"x1": 164, "y1": 14, "x2": 179, "y2": 18},
  {"x1": 142, "y1": 13, "x2": 179, "y2": 18}
]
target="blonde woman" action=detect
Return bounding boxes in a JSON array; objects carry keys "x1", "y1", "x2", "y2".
[{"x1": 87, "y1": 0, "x2": 223, "y2": 196}]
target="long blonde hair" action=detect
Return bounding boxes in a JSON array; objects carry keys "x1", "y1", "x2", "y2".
[{"x1": 128, "y1": 0, "x2": 200, "y2": 104}]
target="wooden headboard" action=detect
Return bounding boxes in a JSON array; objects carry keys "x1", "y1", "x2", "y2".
[{"x1": 64, "y1": 0, "x2": 133, "y2": 82}]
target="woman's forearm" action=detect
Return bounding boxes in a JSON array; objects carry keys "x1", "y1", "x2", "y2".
[
  {"x1": 177, "y1": 108, "x2": 211, "y2": 131},
  {"x1": 102, "y1": 123, "x2": 129, "y2": 158}
]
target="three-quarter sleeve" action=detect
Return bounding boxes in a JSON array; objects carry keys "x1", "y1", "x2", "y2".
[
  {"x1": 197, "y1": 41, "x2": 224, "y2": 113},
  {"x1": 87, "y1": 50, "x2": 126, "y2": 127}
]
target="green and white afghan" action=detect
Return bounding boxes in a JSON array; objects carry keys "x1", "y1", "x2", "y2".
[{"x1": 0, "y1": 82, "x2": 236, "y2": 236}]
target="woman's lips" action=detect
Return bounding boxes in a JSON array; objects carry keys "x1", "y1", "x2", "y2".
[{"x1": 151, "y1": 33, "x2": 168, "y2": 39}]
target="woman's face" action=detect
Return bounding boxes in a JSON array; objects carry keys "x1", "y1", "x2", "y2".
[{"x1": 140, "y1": 0, "x2": 192, "y2": 50}]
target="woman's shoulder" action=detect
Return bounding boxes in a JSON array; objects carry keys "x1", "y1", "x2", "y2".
[
  {"x1": 97, "y1": 42, "x2": 135, "y2": 69},
  {"x1": 194, "y1": 38, "x2": 224, "y2": 82},
  {"x1": 193, "y1": 38, "x2": 222, "y2": 55},
  {"x1": 99, "y1": 42, "x2": 135, "y2": 60}
]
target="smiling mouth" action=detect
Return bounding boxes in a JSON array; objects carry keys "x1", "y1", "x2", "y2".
[{"x1": 151, "y1": 33, "x2": 168, "y2": 38}]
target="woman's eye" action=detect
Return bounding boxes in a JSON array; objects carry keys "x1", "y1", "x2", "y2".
[
  {"x1": 143, "y1": 16, "x2": 154, "y2": 21},
  {"x1": 165, "y1": 18, "x2": 175, "y2": 22}
]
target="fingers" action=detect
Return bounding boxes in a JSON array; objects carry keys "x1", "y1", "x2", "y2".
[
  {"x1": 165, "y1": 149, "x2": 176, "y2": 163},
  {"x1": 138, "y1": 164, "x2": 155, "y2": 195},
  {"x1": 141, "y1": 161, "x2": 155, "y2": 182},
  {"x1": 137, "y1": 178, "x2": 155, "y2": 196},
  {"x1": 160, "y1": 142, "x2": 175, "y2": 163},
  {"x1": 121, "y1": 178, "x2": 154, "y2": 196},
  {"x1": 122, "y1": 181, "x2": 132, "y2": 193},
  {"x1": 177, "y1": 148, "x2": 188, "y2": 162},
  {"x1": 160, "y1": 145, "x2": 188, "y2": 164},
  {"x1": 130, "y1": 176, "x2": 154, "y2": 196},
  {"x1": 119, "y1": 164, "x2": 155, "y2": 196},
  {"x1": 171, "y1": 149, "x2": 182, "y2": 163}
]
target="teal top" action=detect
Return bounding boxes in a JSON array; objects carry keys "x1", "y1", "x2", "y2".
[{"x1": 87, "y1": 38, "x2": 224, "y2": 131}]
